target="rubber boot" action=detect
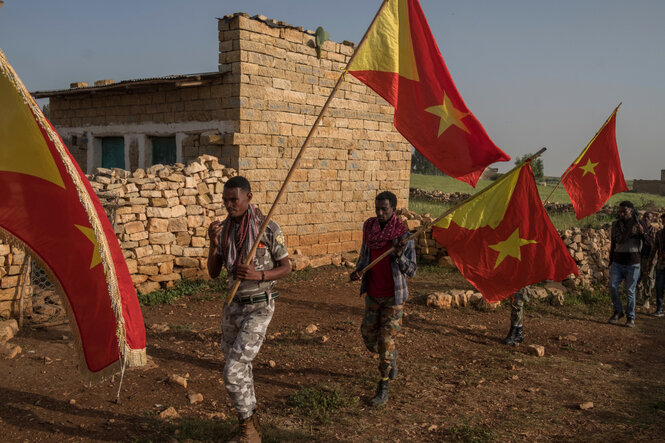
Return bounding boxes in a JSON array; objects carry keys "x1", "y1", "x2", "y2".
[
  {"x1": 228, "y1": 412, "x2": 261, "y2": 443},
  {"x1": 369, "y1": 379, "x2": 389, "y2": 407}
]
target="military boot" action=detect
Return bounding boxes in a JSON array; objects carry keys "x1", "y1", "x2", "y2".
[
  {"x1": 388, "y1": 352, "x2": 398, "y2": 380},
  {"x1": 503, "y1": 325, "x2": 524, "y2": 345},
  {"x1": 369, "y1": 379, "x2": 389, "y2": 407},
  {"x1": 503, "y1": 326, "x2": 517, "y2": 345},
  {"x1": 228, "y1": 412, "x2": 261, "y2": 443}
]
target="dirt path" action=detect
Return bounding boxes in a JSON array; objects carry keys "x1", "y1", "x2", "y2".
[{"x1": 2, "y1": 265, "x2": 665, "y2": 442}]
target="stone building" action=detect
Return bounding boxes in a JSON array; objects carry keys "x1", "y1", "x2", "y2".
[
  {"x1": 633, "y1": 169, "x2": 665, "y2": 196},
  {"x1": 32, "y1": 12, "x2": 412, "y2": 267}
]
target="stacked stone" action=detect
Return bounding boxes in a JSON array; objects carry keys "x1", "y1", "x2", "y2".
[
  {"x1": 0, "y1": 244, "x2": 32, "y2": 318},
  {"x1": 561, "y1": 227, "x2": 611, "y2": 286},
  {"x1": 409, "y1": 188, "x2": 471, "y2": 205},
  {"x1": 89, "y1": 155, "x2": 236, "y2": 294},
  {"x1": 218, "y1": 13, "x2": 412, "y2": 268}
]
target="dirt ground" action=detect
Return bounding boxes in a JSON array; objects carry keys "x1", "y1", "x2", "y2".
[{"x1": 2, "y1": 265, "x2": 665, "y2": 442}]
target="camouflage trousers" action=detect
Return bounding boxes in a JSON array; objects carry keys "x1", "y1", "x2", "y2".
[
  {"x1": 220, "y1": 299, "x2": 275, "y2": 419},
  {"x1": 636, "y1": 257, "x2": 654, "y2": 303},
  {"x1": 510, "y1": 288, "x2": 531, "y2": 327},
  {"x1": 361, "y1": 296, "x2": 403, "y2": 379}
]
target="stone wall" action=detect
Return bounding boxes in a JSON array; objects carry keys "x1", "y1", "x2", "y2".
[
  {"x1": 397, "y1": 210, "x2": 660, "y2": 288},
  {"x1": 90, "y1": 155, "x2": 236, "y2": 295},
  {"x1": 0, "y1": 244, "x2": 32, "y2": 319},
  {"x1": 633, "y1": 180, "x2": 665, "y2": 196},
  {"x1": 218, "y1": 13, "x2": 412, "y2": 267}
]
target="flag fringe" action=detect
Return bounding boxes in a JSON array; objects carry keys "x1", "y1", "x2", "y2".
[
  {"x1": 0, "y1": 227, "x2": 146, "y2": 384},
  {"x1": 0, "y1": 50, "x2": 145, "y2": 382}
]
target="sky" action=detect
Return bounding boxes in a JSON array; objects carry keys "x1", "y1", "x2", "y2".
[{"x1": 1, "y1": 0, "x2": 663, "y2": 179}]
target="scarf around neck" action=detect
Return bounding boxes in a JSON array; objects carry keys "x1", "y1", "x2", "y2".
[
  {"x1": 219, "y1": 204, "x2": 265, "y2": 273},
  {"x1": 363, "y1": 214, "x2": 408, "y2": 250}
]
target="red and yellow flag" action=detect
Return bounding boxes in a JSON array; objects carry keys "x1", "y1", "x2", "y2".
[
  {"x1": 0, "y1": 50, "x2": 145, "y2": 382},
  {"x1": 348, "y1": 0, "x2": 510, "y2": 186},
  {"x1": 562, "y1": 106, "x2": 627, "y2": 220},
  {"x1": 432, "y1": 163, "x2": 578, "y2": 302}
]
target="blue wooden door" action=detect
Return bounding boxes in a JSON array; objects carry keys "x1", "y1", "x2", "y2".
[
  {"x1": 101, "y1": 137, "x2": 125, "y2": 169},
  {"x1": 151, "y1": 136, "x2": 177, "y2": 165}
]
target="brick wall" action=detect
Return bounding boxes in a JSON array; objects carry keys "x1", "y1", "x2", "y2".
[{"x1": 219, "y1": 13, "x2": 412, "y2": 266}]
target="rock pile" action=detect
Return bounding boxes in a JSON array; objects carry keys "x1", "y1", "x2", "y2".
[
  {"x1": 0, "y1": 245, "x2": 32, "y2": 319},
  {"x1": 89, "y1": 155, "x2": 236, "y2": 294}
]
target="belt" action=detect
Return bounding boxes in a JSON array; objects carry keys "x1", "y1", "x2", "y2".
[{"x1": 235, "y1": 292, "x2": 279, "y2": 305}]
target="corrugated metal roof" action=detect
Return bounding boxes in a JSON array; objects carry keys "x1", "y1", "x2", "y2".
[{"x1": 32, "y1": 71, "x2": 226, "y2": 98}]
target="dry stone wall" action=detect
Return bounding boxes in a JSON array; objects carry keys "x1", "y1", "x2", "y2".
[
  {"x1": 397, "y1": 209, "x2": 656, "y2": 289},
  {"x1": 0, "y1": 245, "x2": 33, "y2": 319},
  {"x1": 91, "y1": 155, "x2": 237, "y2": 295}
]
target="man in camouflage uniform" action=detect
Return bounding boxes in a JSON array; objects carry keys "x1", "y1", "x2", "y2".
[
  {"x1": 350, "y1": 191, "x2": 416, "y2": 407},
  {"x1": 636, "y1": 211, "x2": 656, "y2": 310},
  {"x1": 503, "y1": 287, "x2": 531, "y2": 345},
  {"x1": 208, "y1": 176, "x2": 291, "y2": 443}
]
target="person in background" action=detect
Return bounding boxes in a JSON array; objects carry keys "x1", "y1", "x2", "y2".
[
  {"x1": 608, "y1": 201, "x2": 644, "y2": 328},
  {"x1": 651, "y1": 213, "x2": 665, "y2": 317},
  {"x1": 350, "y1": 191, "x2": 416, "y2": 407}
]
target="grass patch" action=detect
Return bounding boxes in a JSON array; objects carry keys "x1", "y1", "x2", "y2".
[
  {"x1": 563, "y1": 284, "x2": 607, "y2": 315},
  {"x1": 262, "y1": 426, "x2": 312, "y2": 443},
  {"x1": 287, "y1": 384, "x2": 357, "y2": 423},
  {"x1": 417, "y1": 263, "x2": 456, "y2": 278},
  {"x1": 138, "y1": 277, "x2": 227, "y2": 306},
  {"x1": 284, "y1": 266, "x2": 317, "y2": 282},
  {"x1": 448, "y1": 423, "x2": 494, "y2": 443},
  {"x1": 411, "y1": 173, "x2": 665, "y2": 207},
  {"x1": 169, "y1": 323, "x2": 194, "y2": 331}
]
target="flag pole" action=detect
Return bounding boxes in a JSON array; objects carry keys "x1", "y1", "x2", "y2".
[
  {"x1": 543, "y1": 103, "x2": 622, "y2": 205},
  {"x1": 225, "y1": 0, "x2": 391, "y2": 304},
  {"x1": 356, "y1": 147, "x2": 547, "y2": 278}
]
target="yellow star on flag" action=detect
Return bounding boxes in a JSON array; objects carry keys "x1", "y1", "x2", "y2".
[
  {"x1": 75, "y1": 224, "x2": 102, "y2": 269},
  {"x1": 579, "y1": 158, "x2": 599, "y2": 176},
  {"x1": 425, "y1": 92, "x2": 471, "y2": 137},
  {"x1": 489, "y1": 228, "x2": 538, "y2": 270}
]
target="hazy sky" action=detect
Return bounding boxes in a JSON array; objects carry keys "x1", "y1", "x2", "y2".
[{"x1": 1, "y1": 0, "x2": 663, "y2": 179}]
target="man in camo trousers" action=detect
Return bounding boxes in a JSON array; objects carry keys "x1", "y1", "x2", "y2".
[
  {"x1": 350, "y1": 191, "x2": 416, "y2": 407},
  {"x1": 503, "y1": 287, "x2": 531, "y2": 345},
  {"x1": 208, "y1": 176, "x2": 291, "y2": 443}
]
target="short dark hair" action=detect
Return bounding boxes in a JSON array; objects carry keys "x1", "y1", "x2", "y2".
[
  {"x1": 619, "y1": 200, "x2": 635, "y2": 210},
  {"x1": 224, "y1": 176, "x2": 251, "y2": 193},
  {"x1": 376, "y1": 191, "x2": 397, "y2": 209}
]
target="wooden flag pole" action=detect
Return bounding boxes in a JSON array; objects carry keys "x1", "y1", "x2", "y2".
[
  {"x1": 225, "y1": 0, "x2": 390, "y2": 304},
  {"x1": 543, "y1": 103, "x2": 622, "y2": 205},
  {"x1": 356, "y1": 148, "x2": 548, "y2": 278}
]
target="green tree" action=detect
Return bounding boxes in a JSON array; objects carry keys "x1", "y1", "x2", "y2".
[
  {"x1": 411, "y1": 149, "x2": 445, "y2": 176},
  {"x1": 41, "y1": 103, "x2": 50, "y2": 119},
  {"x1": 514, "y1": 153, "x2": 544, "y2": 179}
]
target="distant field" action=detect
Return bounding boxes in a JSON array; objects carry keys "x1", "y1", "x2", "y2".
[{"x1": 409, "y1": 173, "x2": 665, "y2": 230}]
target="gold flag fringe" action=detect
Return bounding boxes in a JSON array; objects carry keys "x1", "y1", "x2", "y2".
[
  {"x1": 0, "y1": 227, "x2": 146, "y2": 384},
  {"x1": 0, "y1": 50, "x2": 146, "y2": 383}
]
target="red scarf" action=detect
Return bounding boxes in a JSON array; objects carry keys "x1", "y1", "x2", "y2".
[{"x1": 363, "y1": 214, "x2": 408, "y2": 250}]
